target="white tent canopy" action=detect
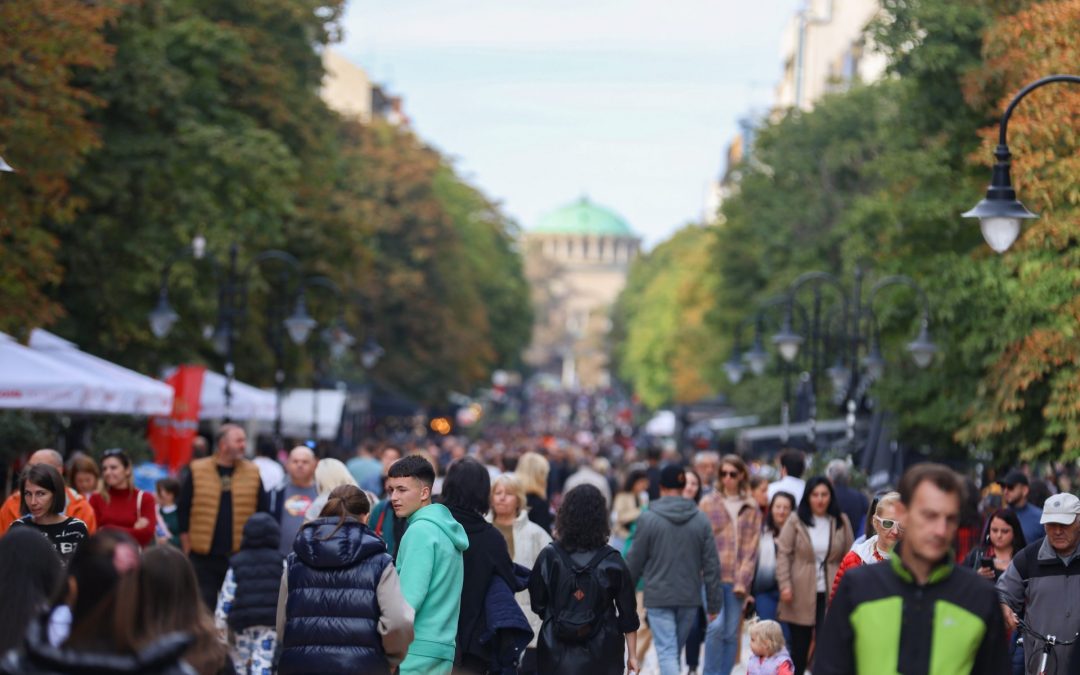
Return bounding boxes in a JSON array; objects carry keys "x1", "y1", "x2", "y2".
[
  {"x1": 29, "y1": 329, "x2": 173, "y2": 416},
  {"x1": 0, "y1": 332, "x2": 116, "y2": 413},
  {"x1": 163, "y1": 368, "x2": 276, "y2": 421},
  {"x1": 257, "y1": 389, "x2": 346, "y2": 440}
]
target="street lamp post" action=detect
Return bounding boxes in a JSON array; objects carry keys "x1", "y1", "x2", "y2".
[
  {"x1": 770, "y1": 267, "x2": 936, "y2": 449},
  {"x1": 963, "y1": 74, "x2": 1080, "y2": 252},
  {"x1": 149, "y1": 238, "x2": 315, "y2": 430}
]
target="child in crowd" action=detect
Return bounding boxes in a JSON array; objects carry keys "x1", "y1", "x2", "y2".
[
  {"x1": 155, "y1": 478, "x2": 181, "y2": 548},
  {"x1": 215, "y1": 513, "x2": 283, "y2": 675},
  {"x1": 746, "y1": 619, "x2": 794, "y2": 675}
]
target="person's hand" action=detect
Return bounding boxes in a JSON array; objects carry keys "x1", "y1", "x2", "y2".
[
  {"x1": 708, "y1": 612, "x2": 719, "y2": 623},
  {"x1": 743, "y1": 595, "x2": 755, "y2": 611},
  {"x1": 780, "y1": 588, "x2": 794, "y2": 603},
  {"x1": 156, "y1": 536, "x2": 170, "y2": 547},
  {"x1": 977, "y1": 566, "x2": 995, "y2": 580},
  {"x1": 133, "y1": 517, "x2": 149, "y2": 530},
  {"x1": 180, "y1": 532, "x2": 191, "y2": 555},
  {"x1": 1002, "y1": 604, "x2": 1019, "y2": 633},
  {"x1": 626, "y1": 654, "x2": 639, "y2": 674}
]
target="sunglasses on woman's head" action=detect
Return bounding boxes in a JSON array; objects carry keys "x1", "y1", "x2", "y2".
[{"x1": 103, "y1": 448, "x2": 125, "y2": 458}]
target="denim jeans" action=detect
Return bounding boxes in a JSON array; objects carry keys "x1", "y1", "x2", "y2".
[
  {"x1": 647, "y1": 606, "x2": 699, "y2": 675},
  {"x1": 703, "y1": 583, "x2": 740, "y2": 675},
  {"x1": 752, "y1": 588, "x2": 791, "y2": 645}
]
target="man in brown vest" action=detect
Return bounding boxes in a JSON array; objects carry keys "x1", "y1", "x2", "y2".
[{"x1": 177, "y1": 423, "x2": 268, "y2": 609}]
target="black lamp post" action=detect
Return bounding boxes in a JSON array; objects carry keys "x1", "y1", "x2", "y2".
[
  {"x1": 295, "y1": 276, "x2": 373, "y2": 442},
  {"x1": 726, "y1": 296, "x2": 805, "y2": 438},
  {"x1": 963, "y1": 74, "x2": 1080, "y2": 252},
  {"x1": 149, "y1": 237, "x2": 315, "y2": 430},
  {"x1": 771, "y1": 267, "x2": 936, "y2": 448}
]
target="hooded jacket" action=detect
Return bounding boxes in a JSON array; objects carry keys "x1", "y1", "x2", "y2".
[
  {"x1": 624, "y1": 495, "x2": 723, "y2": 613},
  {"x1": 0, "y1": 619, "x2": 194, "y2": 675},
  {"x1": 396, "y1": 503, "x2": 469, "y2": 669},
  {"x1": 227, "y1": 513, "x2": 283, "y2": 632},
  {"x1": 279, "y1": 517, "x2": 404, "y2": 675}
]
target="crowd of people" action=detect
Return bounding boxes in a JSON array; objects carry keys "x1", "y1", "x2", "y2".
[{"x1": 0, "y1": 427, "x2": 1078, "y2": 675}]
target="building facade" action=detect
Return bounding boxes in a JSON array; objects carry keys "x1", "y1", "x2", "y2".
[
  {"x1": 524, "y1": 198, "x2": 641, "y2": 390},
  {"x1": 774, "y1": 0, "x2": 887, "y2": 111}
]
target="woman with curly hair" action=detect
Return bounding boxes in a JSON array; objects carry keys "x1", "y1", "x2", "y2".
[{"x1": 528, "y1": 484, "x2": 640, "y2": 675}]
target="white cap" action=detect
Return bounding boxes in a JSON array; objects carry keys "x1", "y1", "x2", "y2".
[{"x1": 1040, "y1": 493, "x2": 1080, "y2": 526}]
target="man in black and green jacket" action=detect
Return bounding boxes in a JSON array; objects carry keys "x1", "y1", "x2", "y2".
[{"x1": 814, "y1": 464, "x2": 1010, "y2": 675}]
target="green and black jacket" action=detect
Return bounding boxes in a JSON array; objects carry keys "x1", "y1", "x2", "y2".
[{"x1": 814, "y1": 547, "x2": 1010, "y2": 675}]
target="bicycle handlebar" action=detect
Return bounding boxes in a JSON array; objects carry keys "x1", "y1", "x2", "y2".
[{"x1": 1017, "y1": 619, "x2": 1080, "y2": 647}]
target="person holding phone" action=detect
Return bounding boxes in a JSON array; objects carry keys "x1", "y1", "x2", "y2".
[{"x1": 962, "y1": 508, "x2": 1026, "y2": 582}]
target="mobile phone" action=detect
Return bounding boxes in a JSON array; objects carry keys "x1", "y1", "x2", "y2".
[{"x1": 980, "y1": 555, "x2": 995, "y2": 568}]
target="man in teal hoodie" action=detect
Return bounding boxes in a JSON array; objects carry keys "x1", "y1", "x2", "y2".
[{"x1": 387, "y1": 455, "x2": 469, "y2": 675}]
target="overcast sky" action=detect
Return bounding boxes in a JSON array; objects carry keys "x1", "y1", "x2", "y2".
[{"x1": 338, "y1": 1, "x2": 798, "y2": 247}]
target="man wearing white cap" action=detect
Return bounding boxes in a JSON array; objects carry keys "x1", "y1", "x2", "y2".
[{"x1": 997, "y1": 492, "x2": 1080, "y2": 672}]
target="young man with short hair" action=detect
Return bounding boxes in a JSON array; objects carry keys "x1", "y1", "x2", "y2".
[
  {"x1": 814, "y1": 463, "x2": 1009, "y2": 675},
  {"x1": 388, "y1": 455, "x2": 469, "y2": 675}
]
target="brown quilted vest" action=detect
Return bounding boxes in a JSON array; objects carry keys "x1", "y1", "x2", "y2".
[{"x1": 188, "y1": 456, "x2": 261, "y2": 555}]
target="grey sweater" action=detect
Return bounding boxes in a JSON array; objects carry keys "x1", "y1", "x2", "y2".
[{"x1": 626, "y1": 496, "x2": 723, "y2": 613}]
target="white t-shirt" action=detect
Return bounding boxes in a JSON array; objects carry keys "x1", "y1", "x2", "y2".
[
  {"x1": 810, "y1": 515, "x2": 832, "y2": 592},
  {"x1": 767, "y1": 475, "x2": 806, "y2": 506}
]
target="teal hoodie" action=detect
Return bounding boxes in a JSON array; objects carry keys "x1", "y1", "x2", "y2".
[{"x1": 396, "y1": 502, "x2": 469, "y2": 667}]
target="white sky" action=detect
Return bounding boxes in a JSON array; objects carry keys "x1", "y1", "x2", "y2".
[{"x1": 338, "y1": 1, "x2": 798, "y2": 247}]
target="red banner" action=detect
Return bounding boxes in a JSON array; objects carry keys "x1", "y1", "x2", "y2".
[{"x1": 147, "y1": 365, "x2": 205, "y2": 473}]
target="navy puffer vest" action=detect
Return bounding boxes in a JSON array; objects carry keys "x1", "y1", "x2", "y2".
[
  {"x1": 228, "y1": 512, "x2": 284, "y2": 632},
  {"x1": 279, "y1": 517, "x2": 392, "y2": 675}
]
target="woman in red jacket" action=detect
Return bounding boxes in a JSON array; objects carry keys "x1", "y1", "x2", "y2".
[
  {"x1": 89, "y1": 449, "x2": 156, "y2": 547},
  {"x1": 829, "y1": 491, "x2": 902, "y2": 603}
]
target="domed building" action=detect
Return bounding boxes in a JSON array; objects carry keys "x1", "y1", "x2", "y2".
[{"x1": 523, "y1": 197, "x2": 641, "y2": 390}]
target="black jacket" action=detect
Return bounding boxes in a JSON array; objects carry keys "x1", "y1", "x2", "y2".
[
  {"x1": 527, "y1": 544, "x2": 639, "y2": 675},
  {"x1": 0, "y1": 619, "x2": 194, "y2": 675},
  {"x1": 280, "y1": 518, "x2": 392, "y2": 675},
  {"x1": 525, "y1": 494, "x2": 552, "y2": 534},
  {"x1": 447, "y1": 505, "x2": 519, "y2": 668},
  {"x1": 481, "y1": 564, "x2": 534, "y2": 674},
  {"x1": 228, "y1": 513, "x2": 283, "y2": 632}
]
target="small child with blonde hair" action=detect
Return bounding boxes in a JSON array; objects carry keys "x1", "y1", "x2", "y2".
[{"x1": 747, "y1": 619, "x2": 794, "y2": 675}]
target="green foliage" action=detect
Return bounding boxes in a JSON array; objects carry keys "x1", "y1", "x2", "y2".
[
  {"x1": 613, "y1": 225, "x2": 723, "y2": 408},
  {"x1": 3, "y1": 0, "x2": 528, "y2": 408},
  {"x1": 615, "y1": 0, "x2": 1077, "y2": 465}
]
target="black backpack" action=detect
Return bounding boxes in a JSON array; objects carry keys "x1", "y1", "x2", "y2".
[{"x1": 549, "y1": 544, "x2": 611, "y2": 643}]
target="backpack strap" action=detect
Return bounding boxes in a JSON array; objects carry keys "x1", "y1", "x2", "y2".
[
  {"x1": 374, "y1": 504, "x2": 388, "y2": 537},
  {"x1": 552, "y1": 543, "x2": 612, "y2": 573}
]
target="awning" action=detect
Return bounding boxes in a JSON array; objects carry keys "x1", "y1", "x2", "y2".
[
  {"x1": 29, "y1": 329, "x2": 173, "y2": 416},
  {"x1": 257, "y1": 389, "x2": 347, "y2": 440},
  {"x1": 168, "y1": 368, "x2": 276, "y2": 421},
  {"x1": 0, "y1": 332, "x2": 113, "y2": 412}
]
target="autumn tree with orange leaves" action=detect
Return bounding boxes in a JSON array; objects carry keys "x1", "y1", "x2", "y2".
[
  {"x1": 0, "y1": 0, "x2": 126, "y2": 331},
  {"x1": 956, "y1": 0, "x2": 1080, "y2": 459}
]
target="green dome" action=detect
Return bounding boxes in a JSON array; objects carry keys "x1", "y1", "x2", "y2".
[{"x1": 533, "y1": 197, "x2": 635, "y2": 237}]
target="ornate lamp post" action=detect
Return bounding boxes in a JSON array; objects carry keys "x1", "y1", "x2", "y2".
[
  {"x1": 771, "y1": 267, "x2": 937, "y2": 448},
  {"x1": 149, "y1": 237, "x2": 316, "y2": 430},
  {"x1": 963, "y1": 74, "x2": 1080, "y2": 252}
]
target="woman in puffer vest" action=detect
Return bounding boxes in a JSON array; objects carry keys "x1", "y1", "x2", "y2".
[
  {"x1": 214, "y1": 513, "x2": 283, "y2": 674},
  {"x1": 276, "y1": 485, "x2": 414, "y2": 675}
]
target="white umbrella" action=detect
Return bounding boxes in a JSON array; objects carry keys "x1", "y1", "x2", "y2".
[
  {"x1": 29, "y1": 329, "x2": 173, "y2": 416},
  {"x1": 0, "y1": 332, "x2": 113, "y2": 412}
]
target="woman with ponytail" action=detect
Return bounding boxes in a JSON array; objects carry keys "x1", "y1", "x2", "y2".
[{"x1": 277, "y1": 484, "x2": 414, "y2": 675}]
